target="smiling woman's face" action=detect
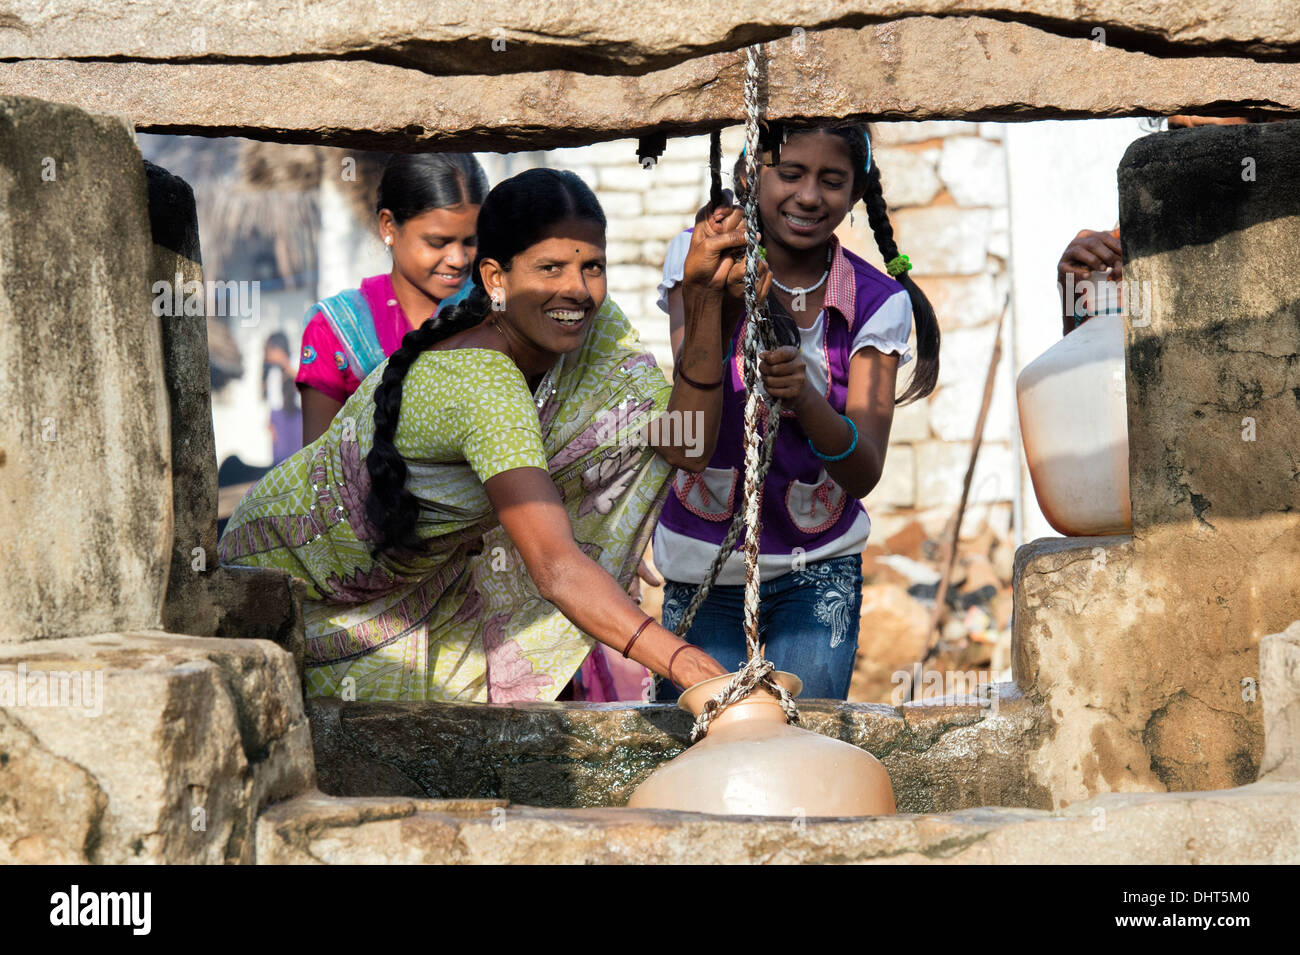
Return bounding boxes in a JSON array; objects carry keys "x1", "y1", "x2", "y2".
[
  {"x1": 757, "y1": 130, "x2": 860, "y2": 253},
  {"x1": 483, "y1": 217, "x2": 608, "y2": 357},
  {"x1": 385, "y1": 202, "x2": 480, "y2": 303}
]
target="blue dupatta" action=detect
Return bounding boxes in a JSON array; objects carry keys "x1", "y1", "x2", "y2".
[{"x1": 313, "y1": 282, "x2": 474, "y2": 379}]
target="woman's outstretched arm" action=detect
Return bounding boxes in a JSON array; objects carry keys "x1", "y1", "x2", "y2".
[{"x1": 484, "y1": 466, "x2": 728, "y2": 691}]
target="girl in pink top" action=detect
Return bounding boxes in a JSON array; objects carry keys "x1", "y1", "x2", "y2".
[{"x1": 297, "y1": 153, "x2": 488, "y2": 443}]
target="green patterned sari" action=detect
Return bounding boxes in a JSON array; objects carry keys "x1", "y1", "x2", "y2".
[{"x1": 218, "y1": 299, "x2": 672, "y2": 703}]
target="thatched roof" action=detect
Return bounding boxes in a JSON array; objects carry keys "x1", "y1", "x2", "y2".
[
  {"x1": 138, "y1": 134, "x2": 399, "y2": 390},
  {"x1": 139, "y1": 134, "x2": 402, "y2": 282}
]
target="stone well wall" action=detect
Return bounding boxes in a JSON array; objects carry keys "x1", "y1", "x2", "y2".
[
  {"x1": 0, "y1": 95, "x2": 315, "y2": 863},
  {"x1": 1012, "y1": 119, "x2": 1300, "y2": 807},
  {"x1": 0, "y1": 97, "x2": 172, "y2": 643}
]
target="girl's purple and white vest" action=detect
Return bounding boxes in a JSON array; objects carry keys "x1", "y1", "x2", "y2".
[{"x1": 655, "y1": 245, "x2": 910, "y2": 585}]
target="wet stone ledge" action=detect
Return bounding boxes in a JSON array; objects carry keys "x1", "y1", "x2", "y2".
[{"x1": 306, "y1": 684, "x2": 1047, "y2": 815}]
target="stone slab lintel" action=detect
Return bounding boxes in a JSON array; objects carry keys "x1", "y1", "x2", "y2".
[
  {"x1": 4, "y1": 19, "x2": 1300, "y2": 152},
  {"x1": 5, "y1": 1, "x2": 1300, "y2": 70}
]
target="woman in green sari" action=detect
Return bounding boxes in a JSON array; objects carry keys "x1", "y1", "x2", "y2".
[{"x1": 218, "y1": 168, "x2": 768, "y2": 703}]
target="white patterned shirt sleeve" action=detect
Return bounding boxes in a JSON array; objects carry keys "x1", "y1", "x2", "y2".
[
  {"x1": 655, "y1": 229, "x2": 694, "y2": 314},
  {"x1": 850, "y1": 288, "x2": 914, "y2": 366}
]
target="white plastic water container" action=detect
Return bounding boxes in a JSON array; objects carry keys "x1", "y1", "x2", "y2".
[{"x1": 1016, "y1": 313, "x2": 1132, "y2": 536}]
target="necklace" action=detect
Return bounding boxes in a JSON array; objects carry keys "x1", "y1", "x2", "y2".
[
  {"x1": 770, "y1": 245, "x2": 832, "y2": 296},
  {"x1": 533, "y1": 361, "x2": 560, "y2": 410},
  {"x1": 492, "y1": 318, "x2": 558, "y2": 409}
]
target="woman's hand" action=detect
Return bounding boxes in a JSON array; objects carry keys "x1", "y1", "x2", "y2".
[
  {"x1": 1058, "y1": 227, "x2": 1122, "y2": 284},
  {"x1": 681, "y1": 205, "x2": 755, "y2": 295},
  {"x1": 1057, "y1": 227, "x2": 1122, "y2": 334},
  {"x1": 759, "y1": 345, "x2": 813, "y2": 411}
]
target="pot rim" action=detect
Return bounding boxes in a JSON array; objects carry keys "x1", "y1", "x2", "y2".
[{"x1": 677, "y1": 670, "x2": 803, "y2": 716}]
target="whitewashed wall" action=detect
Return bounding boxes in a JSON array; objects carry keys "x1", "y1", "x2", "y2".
[{"x1": 1004, "y1": 118, "x2": 1147, "y2": 542}]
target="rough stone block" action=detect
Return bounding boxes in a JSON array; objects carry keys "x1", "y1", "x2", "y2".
[
  {"x1": 598, "y1": 164, "x2": 668, "y2": 193},
  {"x1": 640, "y1": 238, "x2": 669, "y2": 268},
  {"x1": 0, "y1": 95, "x2": 171, "y2": 643},
  {"x1": 937, "y1": 322, "x2": 1001, "y2": 389},
  {"x1": 988, "y1": 205, "x2": 1010, "y2": 259},
  {"x1": 604, "y1": 240, "x2": 643, "y2": 265},
  {"x1": 608, "y1": 214, "x2": 688, "y2": 243},
  {"x1": 872, "y1": 121, "x2": 975, "y2": 145},
  {"x1": 644, "y1": 184, "x2": 706, "y2": 216},
  {"x1": 1119, "y1": 120, "x2": 1300, "y2": 537},
  {"x1": 892, "y1": 207, "x2": 991, "y2": 275},
  {"x1": 1259, "y1": 621, "x2": 1300, "y2": 781},
  {"x1": 937, "y1": 135, "x2": 1007, "y2": 206},
  {"x1": 889, "y1": 394, "x2": 931, "y2": 442},
  {"x1": 572, "y1": 139, "x2": 641, "y2": 165},
  {"x1": 146, "y1": 159, "x2": 222, "y2": 638},
  {"x1": 651, "y1": 159, "x2": 712, "y2": 187},
  {"x1": 914, "y1": 440, "x2": 1014, "y2": 509},
  {"x1": 875, "y1": 145, "x2": 942, "y2": 207},
  {"x1": 593, "y1": 190, "x2": 643, "y2": 219},
  {"x1": 915, "y1": 273, "x2": 1007, "y2": 332},
  {"x1": 929, "y1": 362, "x2": 1014, "y2": 443},
  {"x1": 1012, "y1": 535, "x2": 1265, "y2": 805},
  {"x1": 6, "y1": 2, "x2": 1300, "y2": 71},
  {"x1": 146, "y1": 157, "x2": 307, "y2": 662},
  {"x1": 866, "y1": 444, "x2": 915, "y2": 508},
  {"x1": 608, "y1": 265, "x2": 664, "y2": 296},
  {"x1": 0, "y1": 633, "x2": 314, "y2": 863}
]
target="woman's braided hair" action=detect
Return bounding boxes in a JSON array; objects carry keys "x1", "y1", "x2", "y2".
[{"x1": 364, "y1": 167, "x2": 606, "y2": 557}]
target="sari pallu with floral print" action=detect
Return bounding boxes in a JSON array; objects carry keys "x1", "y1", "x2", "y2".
[{"x1": 218, "y1": 300, "x2": 672, "y2": 704}]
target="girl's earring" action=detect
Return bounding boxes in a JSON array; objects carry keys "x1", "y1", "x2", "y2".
[
  {"x1": 384, "y1": 237, "x2": 393, "y2": 252},
  {"x1": 850, "y1": 210, "x2": 855, "y2": 227}
]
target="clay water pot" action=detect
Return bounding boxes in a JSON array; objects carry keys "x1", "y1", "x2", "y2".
[
  {"x1": 627, "y1": 671, "x2": 896, "y2": 816},
  {"x1": 1017, "y1": 312, "x2": 1132, "y2": 536}
]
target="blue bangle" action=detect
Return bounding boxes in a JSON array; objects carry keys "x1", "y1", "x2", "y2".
[{"x1": 808, "y1": 414, "x2": 858, "y2": 462}]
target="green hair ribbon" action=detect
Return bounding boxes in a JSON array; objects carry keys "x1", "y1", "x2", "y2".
[{"x1": 886, "y1": 254, "x2": 912, "y2": 277}]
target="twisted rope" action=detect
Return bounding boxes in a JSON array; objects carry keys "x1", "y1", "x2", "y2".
[
  {"x1": 678, "y1": 44, "x2": 800, "y2": 744},
  {"x1": 708, "y1": 128, "x2": 724, "y2": 209}
]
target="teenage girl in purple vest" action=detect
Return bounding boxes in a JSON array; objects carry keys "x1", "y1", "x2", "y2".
[{"x1": 655, "y1": 121, "x2": 941, "y2": 700}]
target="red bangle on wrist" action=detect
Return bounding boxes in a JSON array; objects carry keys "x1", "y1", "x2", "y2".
[
  {"x1": 674, "y1": 364, "x2": 723, "y2": 390},
  {"x1": 623, "y1": 617, "x2": 654, "y2": 659},
  {"x1": 668, "y1": 644, "x2": 693, "y2": 689}
]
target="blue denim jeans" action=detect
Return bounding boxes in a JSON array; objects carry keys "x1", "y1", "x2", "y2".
[{"x1": 657, "y1": 554, "x2": 863, "y2": 702}]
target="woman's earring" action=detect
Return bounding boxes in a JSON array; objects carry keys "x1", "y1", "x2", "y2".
[
  {"x1": 850, "y1": 210, "x2": 855, "y2": 227},
  {"x1": 384, "y1": 237, "x2": 393, "y2": 251}
]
